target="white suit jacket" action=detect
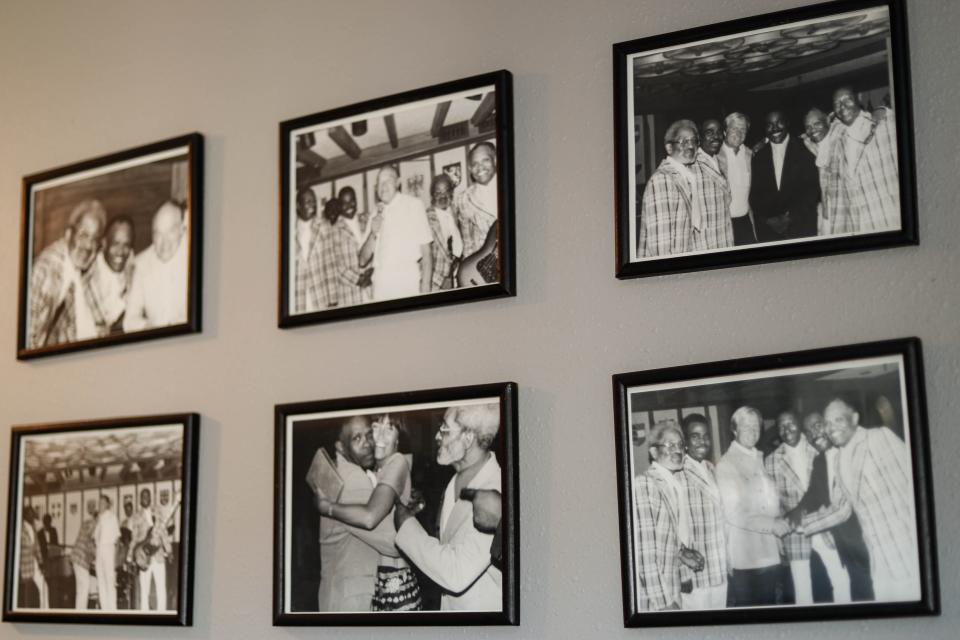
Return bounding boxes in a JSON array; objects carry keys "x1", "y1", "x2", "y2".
[{"x1": 396, "y1": 452, "x2": 502, "y2": 611}]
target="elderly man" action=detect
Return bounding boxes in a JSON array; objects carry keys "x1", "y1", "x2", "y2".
[
  {"x1": 92, "y1": 215, "x2": 135, "y2": 333},
  {"x1": 127, "y1": 488, "x2": 172, "y2": 611},
  {"x1": 395, "y1": 403, "x2": 502, "y2": 611},
  {"x1": 292, "y1": 188, "x2": 328, "y2": 312},
  {"x1": 316, "y1": 416, "x2": 398, "y2": 611},
  {"x1": 717, "y1": 406, "x2": 791, "y2": 607},
  {"x1": 456, "y1": 142, "x2": 498, "y2": 259},
  {"x1": 426, "y1": 174, "x2": 464, "y2": 289},
  {"x1": 94, "y1": 495, "x2": 120, "y2": 610},
  {"x1": 27, "y1": 199, "x2": 109, "y2": 348},
  {"x1": 124, "y1": 201, "x2": 189, "y2": 331},
  {"x1": 70, "y1": 500, "x2": 98, "y2": 609},
  {"x1": 637, "y1": 119, "x2": 702, "y2": 257},
  {"x1": 750, "y1": 111, "x2": 820, "y2": 241},
  {"x1": 694, "y1": 119, "x2": 734, "y2": 252},
  {"x1": 818, "y1": 87, "x2": 900, "y2": 235},
  {"x1": 764, "y1": 411, "x2": 820, "y2": 604},
  {"x1": 800, "y1": 397, "x2": 919, "y2": 603},
  {"x1": 680, "y1": 413, "x2": 727, "y2": 610},
  {"x1": 359, "y1": 166, "x2": 433, "y2": 301},
  {"x1": 717, "y1": 112, "x2": 757, "y2": 245}
]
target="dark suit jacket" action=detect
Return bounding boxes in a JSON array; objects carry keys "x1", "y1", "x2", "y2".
[{"x1": 750, "y1": 137, "x2": 820, "y2": 241}]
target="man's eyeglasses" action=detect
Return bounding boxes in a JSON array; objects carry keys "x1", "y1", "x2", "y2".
[{"x1": 654, "y1": 441, "x2": 684, "y2": 452}]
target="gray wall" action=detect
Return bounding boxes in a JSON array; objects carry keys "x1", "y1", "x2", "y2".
[{"x1": 1, "y1": 1, "x2": 957, "y2": 638}]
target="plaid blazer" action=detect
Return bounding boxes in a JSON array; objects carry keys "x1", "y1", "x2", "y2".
[
  {"x1": 426, "y1": 207, "x2": 458, "y2": 290},
  {"x1": 633, "y1": 468, "x2": 681, "y2": 611},
  {"x1": 681, "y1": 456, "x2": 727, "y2": 587},
  {"x1": 329, "y1": 218, "x2": 365, "y2": 307},
  {"x1": 765, "y1": 439, "x2": 820, "y2": 561},
  {"x1": 69, "y1": 518, "x2": 97, "y2": 570},
  {"x1": 693, "y1": 150, "x2": 734, "y2": 252},
  {"x1": 293, "y1": 220, "x2": 328, "y2": 312},
  {"x1": 19, "y1": 526, "x2": 39, "y2": 581},
  {"x1": 803, "y1": 426, "x2": 917, "y2": 583},
  {"x1": 637, "y1": 160, "x2": 696, "y2": 258}
]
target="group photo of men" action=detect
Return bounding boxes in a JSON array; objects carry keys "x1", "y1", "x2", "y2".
[
  {"x1": 23, "y1": 152, "x2": 194, "y2": 351},
  {"x1": 12, "y1": 425, "x2": 185, "y2": 614},
  {"x1": 627, "y1": 7, "x2": 902, "y2": 261},
  {"x1": 626, "y1": 356, "x2": 922, "y2": 613},
  {"x1": 288, "y1": 86, "x2": 502, "y2": 314},
  {"x1": 283, "y1": 399, "x2": 507, "y2": 615}
]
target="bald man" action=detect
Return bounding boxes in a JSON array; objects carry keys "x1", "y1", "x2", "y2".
[
  {"x1": 359, "y1": 166, "x2": 433, "y2": 301},
  {"x1": 124, "y1": 202, "x2": 189, "y2": 331}
]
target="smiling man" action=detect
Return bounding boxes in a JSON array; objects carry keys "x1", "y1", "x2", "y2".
[
  {"x1": 92, "y1": 216, "x2": 135, "y2": 333},
  {"x1": 637, "y1": 119, "x2": 702, "y2": 257},
  {"x1": 765, "y1": 410, "x2": 820, "y2": 605},
  {"x1": 455, "y1": 142, "x2": 498, "y2": 260},
  {"x1": 717, "y1": 112, "x2": 757, "y2": 245}
]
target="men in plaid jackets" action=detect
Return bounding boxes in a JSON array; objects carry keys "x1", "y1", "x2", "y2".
[
  {"x1": 765, "y1": 411, "x2": 820, "y2": 604},
  {"x1": 426, "y1": 175, "x2": 463, "y2": 290},
  {"x1": 324, "y1": 197, "x2": 370, "y2": 308},
  {"x1": 693, "y1": 119, "x2": 735, "y2": 252},
  {"x1": 637, "y1": 120, "x2": 701, "y2": 258},
  {"x1": 293, "y1": 188, "x2": 333, "y2": 312},
  {"x1": 680, "y1": 414, "x2": 727, "y2": 610},
  {"x1": 26, "y1": 199, "x2": 109, "y2": 348},
  {"x1": 801, "y1": 397, "x2": 920, "y2": 603},
  {"x1": 70, "y1": 500, "x2": 99, "y2": 609}
]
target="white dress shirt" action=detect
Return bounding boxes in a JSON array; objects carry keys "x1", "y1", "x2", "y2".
[
  {"x1": 720, "y1": 143, "x2": 750, "y2": 217},
  {"x1": 771, "y1": 134, "x2": 790, "y2": 190},
  {"x1": 123, "y1": 234, "x2": 189, "y2": 331}
]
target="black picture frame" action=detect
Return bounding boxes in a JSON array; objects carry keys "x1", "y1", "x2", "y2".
[
  {"x1": 278, "y1": 70, "x2": 515, "y2": 328},
  {"x1": 273, "y1": 382, "x2": 519, "y2": 626},
  {"x1": 16, "y1": 133, "x2": 204, "y2": 360},
  {"x1": 3, "y1": 413, "x2": 200, "y2": 625},
  {"x1": 613, "y1": 0, "x2": 917, "y2": 279},
  {"x1": 612, "y1": 338, "x2": 938, "y2": 627}
]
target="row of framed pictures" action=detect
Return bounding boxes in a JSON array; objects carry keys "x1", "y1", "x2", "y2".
[
  {"x1": 1, "y1": 338, "x2": 938, "y2": 626},
  {"x1": 16, "y1": 0, "x2": 916, "y2": 359}
]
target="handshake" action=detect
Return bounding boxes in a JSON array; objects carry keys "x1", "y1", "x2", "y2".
[{"x1": 772, "y1": 507, "x2": 807, "y2": 537}]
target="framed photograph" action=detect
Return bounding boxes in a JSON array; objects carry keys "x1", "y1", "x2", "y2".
[
  {"x1": 3, "y1": 414, "x2": 200, "y2": 625},
  {"x1": 613, "y1": 338, "x2": 938, "y2": 627},
  {"x1": 274, "y1": 382, "x2": 519, "y2": 625},
  {"x1": 16, "y1": 134, "x2": 203, "y2": 359},
  {"x1": 613, "y1": 0, "x2": 917, "y2": 279},
  {"x1": 278, "y1": 70, "x2": 515, "y2": 327}
]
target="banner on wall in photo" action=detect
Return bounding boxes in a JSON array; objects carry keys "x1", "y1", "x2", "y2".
[
  {"x1": 279, "y1": 70, "x2": 516, "y2": 328},
  {"x1": 612, "y1": 337, "x2": 939, "y2": 627},
  {"x1": 2, "y1": 414, "x2": 200, "y2": 626}
]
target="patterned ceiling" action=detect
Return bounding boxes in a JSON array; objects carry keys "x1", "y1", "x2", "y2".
[{"x1": 22, "y1": 427, "x2": 182, "y2": 474}]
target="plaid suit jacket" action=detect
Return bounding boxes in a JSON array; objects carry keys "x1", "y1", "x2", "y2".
[
  {"x1": 329, "y1": 218, "x2": 364, "y2": 307},
  {"x1": 426, "y1": 208, "x2": 458, "y2": 290},
  {"x1": 765, "y1": 439, "x2": 820, "y2": 561},
  {"x1": 637, "y1": 159, "x2": 696, "y2": 258},
  {"x1": 633, "y1": 468, "x2": 681, "y2": 611},
  {"x1": 802, "y1": 426, "x2": 917, "y2": 583},
  {"x1": 681, "y1": 456, "x2": 727, "y2": 587},
  {"x1": 693, "y1": 150, "x2": 734, "y2": 252},
  {"x1": 19, "y1": 526, "x2": 39, "y2": 581}
]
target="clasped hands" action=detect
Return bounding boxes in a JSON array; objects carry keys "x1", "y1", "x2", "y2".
[
  {"x1": 678, "y1": 545, "x2": 705, "y2": 572},
  {"x1": 771, "y1": 507, "x2": 807, "y2": 537}
]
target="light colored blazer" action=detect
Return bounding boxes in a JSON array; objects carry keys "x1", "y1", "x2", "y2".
[
  {"x1": 317, "y1": 453, "x2": 397, "y2": 612},
  {"x1": 633, "y1": 466, "x2": 681, "y2": 611},
  {"x1": 396, "y1": 453, "x2": 502, "y2": 611}
]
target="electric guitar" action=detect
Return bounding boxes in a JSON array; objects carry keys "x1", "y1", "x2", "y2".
[{"x1": 456, "y1": 225, "x2": 498, "y2": 287}]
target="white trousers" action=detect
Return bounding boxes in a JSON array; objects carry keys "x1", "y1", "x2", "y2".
[
  {"x1": 73, "y1": 563, "x2": 90, "y2": 609},
  {"x1": 31, "y1": 559, "x2": 48, "y2": 608},
  {"x1": 789, "y1": 559, "x2": 813, "y2": 605},
  {"x1": 139, "y1": 559, "x2": 167, "y2": 611},
  {"x1": 811, "y1": 534, "x2": 851, "y2": 603},
  {"x1": 95, "y1": 551, "x2": 116, "y2": 610},
  {"x1": 681, "y1": 582, "x2": 727, "y2": 610}
]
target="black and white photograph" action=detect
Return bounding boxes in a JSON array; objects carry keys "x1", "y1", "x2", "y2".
[
  {"x1": 613, "y1": 0, "x2": 917, "y2": 279},
  {"x1": 16, "y1": 134, "x2": 203, "y2": 359},
  {"x1": 273, "y1": 383, "x2": 519, "y2": 625},
  {"x1": 279, "y1": 70, "x2": 515, "y2": 328},
  {"x1": 3, "y1": 414, "x2": 200, "y2": 625},
  {"x1": 613, "y1": 338, "x2": 938, "y2": 627}
]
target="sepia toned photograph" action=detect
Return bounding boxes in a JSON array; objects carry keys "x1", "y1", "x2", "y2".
[
  {"x1": 3, "y1": 414, "x2": 200, "y2": 625},
  {"x1": 613, "y1": 339, "x2": 938, "y2": 627},
  {"x1": 16, "y1": 134, "x2": 203, "y2": 359},
  {"x1": 273, "y1": 383, "x2": 518, "y2": 626},
  {"x1": 613, "y1": 0, "x2": 917, "y2": 279},
  {"x1": 278, "y1": 70, "x2": 515, "y2": 328}
]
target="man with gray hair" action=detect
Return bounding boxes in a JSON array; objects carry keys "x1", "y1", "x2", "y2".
[
  {"x1": 717, "y1": 112, "x2": 757, "y2": 245},
  {"x1": 124, "y1": 201, "x2": 189, "y2": 331},
  {"x1": 395, "y1": 403, "x2": 502, "y2": 611},
  {"x1": 27, "y1": 198, "x2": 110, "y2": 348},
  {"x1": 634, "y1": 422, "x2": 704, "y2": 611},
  {"x1": 637, "y1": 119, "x2": 702, "y2": 257},
  {"x1": 716, "y1": 406, "x2": 791, "y2": 606}
]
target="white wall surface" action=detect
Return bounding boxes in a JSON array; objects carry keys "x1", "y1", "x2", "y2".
[{"x1": 1, "y1": 1, "x2": 957, "y2": 638}]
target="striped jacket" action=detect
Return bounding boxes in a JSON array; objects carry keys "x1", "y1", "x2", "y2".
[
  {"x1": 802, "y1": 426, "x2": 918, "y2": 585},
  {"x1": 765, "y1": 439, "x2": 820, "y2": 561},
  {"x1": 693, "y1": 150, "x2": 734, "y2": 252},
  {"x1": 633, "y1": 467, "x2": 681, "y2": 611},
  {"x1": 328, "y1": 217, "x2": 365, "y2": 307},
  {"x1": 637, "y1": 159, "x2": 698, "y2": 258},
  {"x1": 19, "y1": 525, "x2": 40, "y2": 581},
  {"x1": 681, "y1": 456, "x2": 727, "y2": 588}
]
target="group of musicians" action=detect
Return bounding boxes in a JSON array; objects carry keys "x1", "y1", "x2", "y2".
[{"x1": 18, "y1": 488, "x2": 178, "y2": 612}]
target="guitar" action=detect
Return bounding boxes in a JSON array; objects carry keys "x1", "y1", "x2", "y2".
[
  {"x1": 456, "y1": 225, "x2": 498, "y2": 287},
  {"x1": 133, "y1": 500, "x2": 180, "y2": 572}
]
